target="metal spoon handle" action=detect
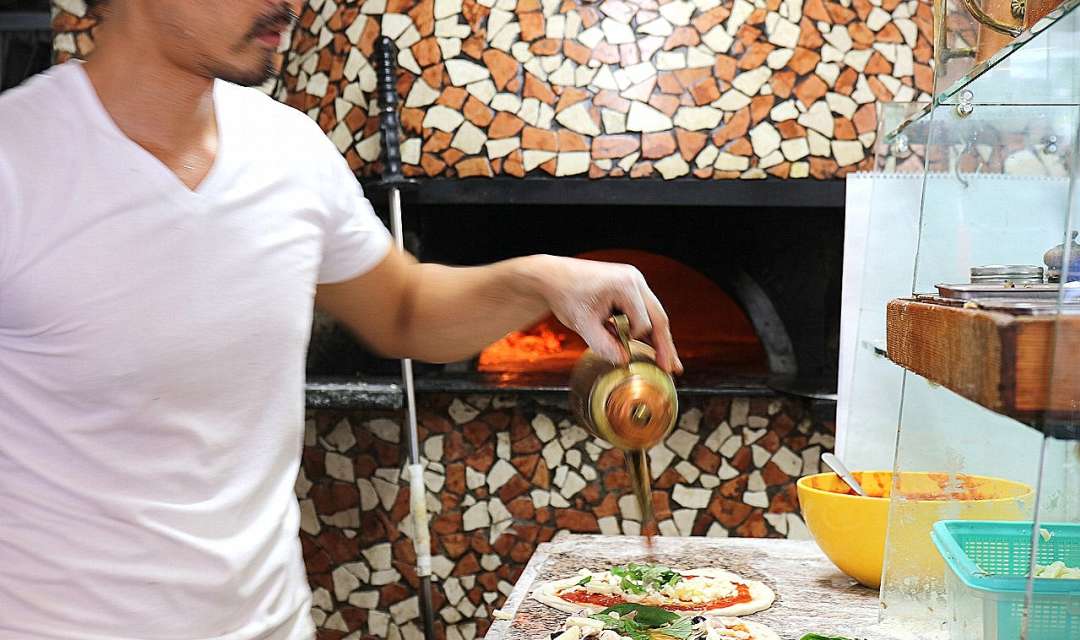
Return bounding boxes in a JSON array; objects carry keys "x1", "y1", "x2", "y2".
[{"x1": 822, "y1": 453, "x2": 867, "y2": 497}]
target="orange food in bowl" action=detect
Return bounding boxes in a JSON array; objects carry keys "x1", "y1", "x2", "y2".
[{"x1": 797, "y1": 471, "x2": 1033, "y2": 589}]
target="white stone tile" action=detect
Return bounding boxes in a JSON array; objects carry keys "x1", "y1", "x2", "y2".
[
  {"x1": 373, "y1": 476, "x2": 400, "y2": 511},
  {"x1": 467, "y1": 79, "x2": 497, "y2": 105},
  {"x1": 438, "y1": 37, "x2": 463, "y2": 60},
  {"x1": 390, "y1": 596, "x2": 421, "y2": 625},
  {"x1": 431, "y1": 555, "x2": 455, "y2": 580},
  {"x1": 463, "y1": 501, "x2": 491, "y2": 531},
  {"x1": 450, "y1": 121, "x2": 486, "y2": 155},
  {"x1": 866, "y1": 6, "x2": 891, "y2": 30},
  {"x1": 732, "y1": 67, "x2": 771, "y2": 96},
  {"x1": 619, "y1": 494, "x2": 642, "y2": 520},
  {"x1": 300, "y1": 499, "x2": 321, "y2": 535},
  {"x1": 325, "y1": 612, "x2": 349, "y2": 632},
  {"x1": 748, "y1": 470, "x2": 766, "y2": 492},
  {"x1": 627, "y1": 102, "x2": 674, "y2": 133},
  {"x1": 449, "y1": 398, "x2": 479, "y2": 424},
  {"x1": 441, "y1": 607, "x2": 464, "y2": 624},
  {"x1": 487, "y1": 459, "x2": 518, "y2": 493},
  {"x1": 797, "y1": 101, "x2": 834, "y2": 137},
  {"x1": 424, "y1": 435, "x2": 444, "y2": 463},
  {"x1": 660, "y1": 0, "x2": 695, "y2": 25},
  {"x1": 767, "y1": 48, "x2": 795, "y2": 69},
  {"x1": 369, "y1": 611, "x2": 392, "y2": 637},
  {"x1": 743, "y1": 490, "x2": 769, "y2": 508},
  {"x1": 765, "y1": 512, "x2": 788, "y2": 535},
  {"x1": 550, "y1": 492, "x2": 571, "y2": 508},
  {"x1": 295, "y1": 468, "x2": 313, "y2": 499},
  {"x1": 323, "y1": 508, "x2": 361, "y2": 529},
  {"x1": 598, "y1": 515, "x2": 621, "y2": 535},
  {"x1": 579, "y1": 26, "x2": 605, "y2": 48},
  {"x1": 623, "y1": 519, "x2": 642, "y2": 536},
  {"x1": 555, "y1": 103, "x2": 602, "y2": 136},
  {"x1": 807, "y1": 129, "x2": 831, "y2": 156},
  {"x1": 673, "y1": 509, "x2": 697, "y2": 536},
  {"x1": 366, "y1": 418, "x2": 399, "y2": 443},
  {"x1": 489, "y1": 498, "x2": 513, "y2": 526},
  {"x1": 397, "y1": 24, "x2": 422, "y2": 51},
  {"x1": 401, "y1": 138, "x2": 421, "y2": 166},
  {"x1": 333, "y1": 565, "x2": 361, "y2": 601},
  {"x1": 466, "y1": 467, "x2": 486, "y2": 490},
  {"x1": 767, "y1": 15, "x2": 800, "y2": 48},
  {"x1": 576, "y1": 65, "x2": 599, "y2": 87},
  {"x1": 751, "y1": 444, "x2": 771, "y2": 468},
  {"x1": 487, "y1": 9, "x2": 515, "y2": 40},
  {"x1": 491, "y1": 93, "x2": 522, "y2": 113},
  {"x1": 312, "y1": 587, "x2": 334, "y2": 612},
  {"x1": 706, "y1": 522, "x2": 730, "y2": 538},
  {"x1": 825, "y1": 92, "x2": 857, "y2": 119},
  {"x1": 602, "y1": 18, "x2": 636, "y2": 44},
  {"x1": 435, "y1": 0, "x2": 464, "y2": 19},
  {"x1": 326, "y1": 453, "x2": 355, "y2": 483},
  {"x1": 656, "y1": 51, "x2": 687, "y2": 71},
  {"x1": 601, "y1": 109, "x2": 628, "y2": 134},
  {"x1": 718, "y1": 434, "x2": 743, "y2": 458},
  {"x1": 895, "y1": 18, "x2": 918, "y2": 47},
  {"x1": 701, "y1": 474, "x2": 721, "y2": 489},
  {"x1": 802, "y1": 445, "x2": 822, "y2": 475},
  {"x1": 355, "y1": 132, "x2": 382, "y2": 163},
  {"x1": 446, "y1": 59, "x2": 491, "y2": 86},
  {"x1": 673, "y1": 106, "x2": 723, "y2": 131},
  {"x1": 356, "y1": 478, "x2": 378, "y2": 511},
  {"x1": 673, "y1": 484, "x2": 712, "y2": 509},
  {"x1": 772, "y1": 447, "x2": 803, "y2": 476},
  {"x1": 750, "y1": 122, "x2": 782, "y2": 157},
  {"x1": 638, "y1": 17, "x2": 674, "y2": 36},
  {"x1": 675, "y1": 461, "x2": 701, "y2": 484},
  {"x1": 532, "y1": 489, "x2": 551, "y2": 508},
  {"x1": 55, "y1": 0, "x2": 87, "y2": 17},
  {"x1": 561, "y1": 470, "x2": 588, "y2": 497},
  {"x1": 658, "y1": 519, "x2": 680, "y2": 537},
  {"x1": 770, "y1": 100, "x2": 799, "y2": 122},
  {"x1": 781, "y1": 137, "x2": 810, "y2": 161},
  {"x1": 718, "y1": 460, "x2": 739, "y2": 480},
  {"x1": 852, "y1": 74, "x2": 876, "y2": 104},
  {"x1": 758, "y1": 150, "x2": 784, "y2": 169},
  {"x1": 833, "y1": 139, "x2": 865, "y2": 166},
  {"x1": 726, "y1": 0, "x2": 755, "y2": 34},
  {"x1": 714, "y1": 152, "x2": 749, "y2": 172},
  {"x1": 553, "y1": 465, "x2": 569, "y2": 488},
  {"x1": 382, "y1": 14, "x2": 413, "y2": 39},
  {"x1": 523, "y1": 149, "x2": 556, "y2": 171},
  {"x1": 786, "y1": 513, "x2": 813, "y2": 540},
  {"x1": 541, "y1": 439, "x2": 564, "y2": 469},
  {"x1": 693, "y1": 144, "x2": 719, "y2": 169},
  {"x1": 703, "y1": 422, "x2": 733, "y2": 451},
  {"x1": 445, "y1": 577, "x2": 466, "y2": 605},
  {"x1": 618, "y1": 152, "x2": 640, "y2": 172},
  {"x1": 486, "y1": 137, "x2": 520, "y2": 159},
  {"x1": 729, "y1": 398, "x2": 749, "y2": 427},
  {"x1": 649, "y1": 443, "x2": 676, "y2": 479}
]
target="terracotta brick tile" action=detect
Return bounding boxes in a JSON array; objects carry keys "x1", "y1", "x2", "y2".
[
  {"x1": 827, "y1": 2, "x2": 858, "y2": 22},
  {"x1": 693, "y1": 5, "x2": 732, "y2": 32},
  {"x1": 502, "y1": 150, "x2": 524, "y2": 177},
  {"x1": 641, "y1": 131, "x2": 677, "y2": 159},
  {"x1": 589, "y1": 41, "x2": 620, "y2": 64},
  {"x1": 557, "y1": 130, "x2": 589, "y2": 152},
  {"x1": 592, "y1": 134, "x2": 640, "y2": 158},
  {"x1": 345, "y1": 148, "x2": 363, "y2": 172},
  {"x1": 876, "y1": 22, "x2": 903, "y2": 43},
  {"x1": 409, "y1": 0, "x2": 435, "y2": 36},
  {"x1": 748, "y1": 7, "x2": 768, "y2": 24},
  {"x1": 690, "y1": 78, "x2": 721, "y2": 104},
  {"x1": 658, "y1": 72, "x2": 684, "y2": 95},
  {"x1": 592, "y1": 90, "x2": 629, "y2": 113},
  {"x1": 788, "y1": 47, "x2": 820, "y2": 75},
  {"x1": 588, "y1": 164, "x2": 607, "y2": 179},
  {"x1": 555, "y1": 509, "x2": 600, "y2": 532},
  {"x1": 564, "y1": 40, "x2": 592, "y2": 65},
  {"x1": 463, "y1": 0, "x2": 491, "y2": 27},
  {"x1": 852, "y1": 0, "x2": 873, "y2": 21},
  {"x1": 867, "y1": 75, "x2": 894, "y2": 101},
  {"x1": 691, "y1": 166, "x2": 712, "y2": 178},
  {"x1": 529, "y1": 38, "x2": 561, "y2": 55},
  {"x1": 750, "y1": 95, "x2": 774, "y2": 125},
  {"x1": 363, "y1": 116, "x2": 380, "y2": 138},
  {"x1": 866, "y1": 52, "x2": 894, "y2": 75},
  {"x1": 422, "y1": 131, "x2": 452, "y2": 154},
  {"x1": 834, "y1": 67, "x2": 858, "y2": 95},
  {"x1": 914, "y1": 40, "x2": 933, "y2": 63},
  {"x1": 794, "y1": 74, "x2": 828, "y2": 107},
  {"x1": 803, "y1": 0, "x2": 831, "y2": 21},
  {"x1": 483, "y1": 50, "x2": 519, "y2": 90},
  {"x1": 462, "y1": 32, "x2": 487, "y2": 59},
  {"x1": 639, "y1": 35, "x2": 665, "y2": 62},
  {"x1": 769, "y1": 70, "x2": 796, "y2": 99},
  {"x1": 401, "y1": 107, "x2": 425, "y2": 134},
  {"x1": 620, "y1": 43, "x2": 641, "y2": 66},
  {"x1": 421, "y1": 63, "x2": 445, "y2": 89},
  {"x1": 738, "y1": 41, "x2": 775, "y2": 69},
  {"x1": 712, "y1": 108, "x2": 750, "y2": 146},
  {"x1": 630, "y1": 161, "x2": 655, "y2": 178},
  {"x1": 915, "y1": 63, "x2": 934, "y2": 93},
  {"x1": 649, "y1": 93, "x2": 681, "y2": 117},
  {"x1": 853, "y1": 103, "x2": 877, "y2": 134},
  {"x1": 464, "y1": 96, "x2": 495, "y2": 127},
  {"x1": 556, "y1": 86, "x2": 590, "y2": 112},
  {"x1": 777, "y1": 120, "x2": 807, "y2": 138},
  {"x1": 672, "y1": 67, "x2": 710, "y2": 89},
  {"x1": 708, "y1": 495, "x2": 753, "y2": 528},
  {"x1": 578, "y1": 5, "x2": 601, "y2": 27},
  {"x1": 359, "y1": 16, "x2": 381, "y2": 56},
  {"x1": 735, "y1": 511, "x2": 769, "y2": 538},
  {"x1": 519, "y1": 12, "x2": 545, "y2": 41},
  {"x1": 623, "y1": 77, "x2": 657, "y2": 102},
  {"x1": 736, "y1": 24, "x2": 763, "y2": 47},
  {"x1": 848, "y1": 22, "x2": 876, "y2": 46},
  {"x1": 516, "y1": 0, "x2": 541, "y2": 10},
  {"x1": 810, "y1": 157, "x2": 839, "y2": 179},
  {"x1": 664, "y1": 26, "x2": 701, "y2": 50},
  {"x1": 798, "y1": 17, "x2": 825, "y2": 48},
  {"x1": 344, "y1": 107, "x2": 367, "y2": 134},
  {"x1": 727, "y1": 138, "x2": 753, "y2": 155},
  {"x1": 674, "y1": 128, "x2": 708, "y2": 161},
  {"x1": 524, "y1": 73, "x2": 558, "y2": 104},
  {"x1": 523, "y1": 126, "x2": 558, "y2": 151},
  {"x1": 708, "y1": 55, "x2": 734, "y2": 83},
  {"x1": 766, "y1": 162, "x2": 791, "y2": 178},
  {"x1": 436, "y1": 86, "x2": 469, "y2": 110},
  {"x1": 536, "y1": 157, "x2": 556, "y2": 176}
]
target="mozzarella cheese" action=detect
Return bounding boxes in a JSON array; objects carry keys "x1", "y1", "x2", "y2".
[{"x1": 659, "y1": 576, "x2": 739, "y2": 603}]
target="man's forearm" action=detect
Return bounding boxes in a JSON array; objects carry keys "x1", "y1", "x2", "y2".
[{"x1": 390, "y1": 255, "x2": 554, "y2": 363}]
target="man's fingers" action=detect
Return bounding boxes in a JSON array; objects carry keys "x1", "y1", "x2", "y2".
[
  {"x1": 615, "y1": 272, "x2": 653, "y2": 340},
  {"x1": 641, "y1": 287, "x2": 682, "y2": 374},
  {"x1": 578, "y1": 319, "x2": 630, "y2": 365}
]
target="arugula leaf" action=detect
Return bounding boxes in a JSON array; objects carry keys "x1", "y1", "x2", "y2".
[
  {"x1": 600, "y1": 604, "x2": 679, "y2": 627},
  {"x1": 589, "y1": 614, "x2": 651, "y2": 640},
  {"x1": 651, "y1": 617, "x2": 694, "y2": 640},
  {"x1": 799, "y1": 635, "x2": 857, "y2": 640},
  {"x1": 610, "y1": 563, "x2": 683, "y2": 594},
  {"x1": 576, "y1": 576, "x2": 592, "y2": 587}
]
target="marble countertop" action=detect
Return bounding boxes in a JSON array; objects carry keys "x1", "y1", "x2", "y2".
[{"x1": 484, "y1": 535, "x2": 904, "y2": 640}]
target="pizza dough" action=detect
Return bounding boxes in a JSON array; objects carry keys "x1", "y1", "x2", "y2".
[{"x1": 532, "y1": 567, "x2": 775, "y2": 617}]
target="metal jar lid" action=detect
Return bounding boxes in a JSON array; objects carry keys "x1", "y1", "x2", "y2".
[{"x1": 970, "y1": 265, "x2": 1044, "y2": 283}]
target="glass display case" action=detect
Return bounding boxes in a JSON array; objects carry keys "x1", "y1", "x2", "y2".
[{"x1": 858, "y1": 1, "x2": 1080, "y2": 638}]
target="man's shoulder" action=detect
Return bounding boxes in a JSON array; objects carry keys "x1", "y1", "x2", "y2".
[
  {"x1": 0, "y1": 64, "x2": 79, "y2": 176},
  {"x1": 217, "y1": 81, "x2": 331, "y2": 147}
]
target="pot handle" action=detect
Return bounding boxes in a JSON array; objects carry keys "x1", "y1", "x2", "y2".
[
  {"x1": 958, "y1": 0, "x2": 1023, "y2": 37},
  {"x1": 613, "y1": 314, "x2": 635, "y2": 365}
]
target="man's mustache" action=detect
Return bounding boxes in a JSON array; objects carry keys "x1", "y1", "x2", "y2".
[{"x1": 247, "y1": 5, "x2": 298, "y2": 39}]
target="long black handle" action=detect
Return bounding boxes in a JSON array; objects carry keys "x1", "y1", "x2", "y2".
[{"x1": 374, "y1": 36, "x2": 405, "y2": 183}]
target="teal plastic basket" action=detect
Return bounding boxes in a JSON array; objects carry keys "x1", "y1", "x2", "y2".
[{"x1": 931, "y1": 520, "x2": 1080, "y2": 640}]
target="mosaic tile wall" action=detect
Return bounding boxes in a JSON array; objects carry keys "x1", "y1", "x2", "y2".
[
  {"x1": 301, "y1": 393, "x2": 834, "y2": 640},
  {"x1": 51, "y1": 0, "x2": 933, "y2": 180}
]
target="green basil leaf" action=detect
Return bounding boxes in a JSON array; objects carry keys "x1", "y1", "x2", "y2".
[
  {"x1": 576, "y1": 576, "x2": 592, "y2": 587},
  {"x1": 653, "y1": 617, "x2": 694, "y2": 640},
  {"x1": 599, "y1": 604, "x2": 680, "y2": 627},
  {"x1": 799, "y1": 634, "x2": 856, "y2": 640}
]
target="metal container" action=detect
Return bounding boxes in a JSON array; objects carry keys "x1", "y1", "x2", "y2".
[
  {"x1": 937, "y1": 282, "x2": 1061, "y2": 300},
  {"x1": 568, "y1": 314, "x2": 677, "y2": 525},
  {"x1": 970, "y1": 264, "x2": 1044, "y2": 284}
]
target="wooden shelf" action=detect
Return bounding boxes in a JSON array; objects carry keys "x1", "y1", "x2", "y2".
[{"x1": 886, "y1": 299, "x2": 1080, "y2": 427}]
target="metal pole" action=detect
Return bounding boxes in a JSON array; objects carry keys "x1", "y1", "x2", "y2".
[{"x1": 375, "y1": 37, "x2": 436, "y2": 640}]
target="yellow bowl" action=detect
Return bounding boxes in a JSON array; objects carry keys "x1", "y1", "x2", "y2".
[{"x1": 796, "y1": 471, "x2": 1034, "y2": 589}]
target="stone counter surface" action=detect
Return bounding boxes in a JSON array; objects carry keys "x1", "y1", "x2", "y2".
[{"x1": 486, "y1": 535, "x2": 892, "y2": 640}]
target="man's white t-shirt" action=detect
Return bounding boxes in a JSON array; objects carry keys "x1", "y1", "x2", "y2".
[{"x1": 0, "y1": 62, "x2": 392, "y2": 639}]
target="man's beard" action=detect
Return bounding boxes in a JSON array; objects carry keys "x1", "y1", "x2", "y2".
[{"x1": 209, "y1": 51, "x2": 277, "y2": 87}]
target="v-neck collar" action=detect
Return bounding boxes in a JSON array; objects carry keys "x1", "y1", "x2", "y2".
[{"x1": 68, "y1": 60, "x2": 228, "y2": 200}]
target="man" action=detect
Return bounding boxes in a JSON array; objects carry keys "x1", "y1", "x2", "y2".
[{"x1": 0, "y1": 1, "x2": 681, "y2": 638}]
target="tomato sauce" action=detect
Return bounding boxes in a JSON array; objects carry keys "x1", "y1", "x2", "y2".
[{"x1": 559, "y1": 583, "x2": 752, "y2": 611}]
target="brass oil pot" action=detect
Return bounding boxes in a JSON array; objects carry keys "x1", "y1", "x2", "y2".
[{"x1": 568, "y1": 315, "x2": 678, "y2": 525}]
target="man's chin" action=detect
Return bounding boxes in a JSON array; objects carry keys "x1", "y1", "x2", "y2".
[{"x1": 214, "y1": 55, "x2": 277, "y2": 87}]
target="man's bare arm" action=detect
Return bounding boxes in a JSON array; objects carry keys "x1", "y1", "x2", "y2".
[{"x1": 314, "y1": 250, "x2": 682, "y2": 372}]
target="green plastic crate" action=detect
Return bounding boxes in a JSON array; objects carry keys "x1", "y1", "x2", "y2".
[{"x1": 931, "y1": 520, "x2": 1080, "y2": 640}]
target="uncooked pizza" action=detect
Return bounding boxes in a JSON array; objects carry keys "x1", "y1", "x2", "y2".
[
  {"x1": 542, "y1": 606, "x2": 779, "y2": 640},
  {"x1": 532, "y1": 563, "x2": 775, "y2": 617}
]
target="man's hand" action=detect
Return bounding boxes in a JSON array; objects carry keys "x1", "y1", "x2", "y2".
[
  {"x1": 315, "y1": 250, "x2": 682, "y2": 373},
  {"x1": 520, "y1": 256, "x2": 683, "y2": 374}
]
